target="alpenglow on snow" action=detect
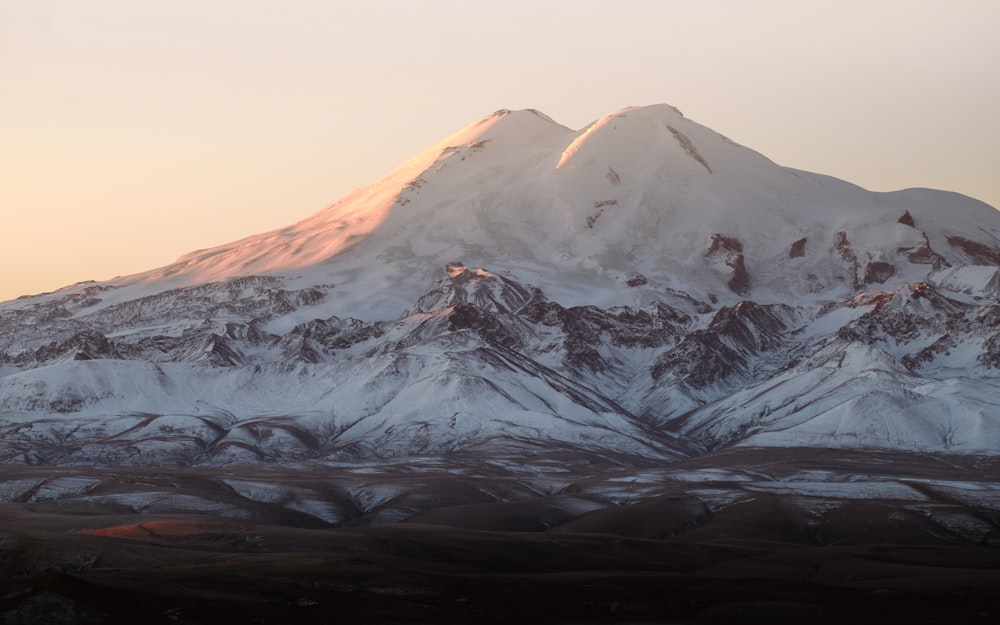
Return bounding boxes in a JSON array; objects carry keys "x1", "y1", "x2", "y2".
[{"x1": 2, "y1": 104, "x2": 1000, "y2": 465}]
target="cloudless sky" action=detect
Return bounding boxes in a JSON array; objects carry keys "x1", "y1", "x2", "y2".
[{"x1": 2, "y1": 0, "x2": 998, "y2": 301}]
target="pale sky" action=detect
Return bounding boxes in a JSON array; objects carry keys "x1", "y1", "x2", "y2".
[{"x1": 2, "y1": 0, "x2": 998, "y2": 302}]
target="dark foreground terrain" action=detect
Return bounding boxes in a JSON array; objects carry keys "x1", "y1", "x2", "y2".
[{"x1": 1, "y1": 448, "x2": 998, "y2": 624}]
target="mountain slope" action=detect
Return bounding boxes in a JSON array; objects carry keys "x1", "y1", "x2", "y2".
[
  {"x1": 44, "y1": 103, "x2": 999, "y2": 320},
  {"x1": 2, "y1": 104, "x2": 999, "y2": 465}
]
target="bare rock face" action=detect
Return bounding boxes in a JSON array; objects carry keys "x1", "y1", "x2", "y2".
[
  {"x1": 650, "y1": 300, "x2": 793, "y2": 390},
  {"x1": 898, "y1": 210, "x2": 916, "y2": 227},
  {"x1": 706, "y1": 234, "x2": 750, "y2": 296},
  {"x1": 948, "y1": 235, "x2": 1000, "y2": 265},
  {"x1": 789, "y1": 237, "x2": 807, "y2": 259},
  {"x1": 905, "y1": 246, "x2": 947, "y2": 268},
  {"x1": 726, "y1": 256, "x2": 750, "y2": 296},
  {"x1": 835, "y1": 231, "x2": 863, "y2": 289},
  {"x1": 902, "y1": 333, "x2": 956, "y2": 371},
  {"x1": 900, "y1": 232, "x2": 948, "y2": 269},
  {"x1": 448, "y1": 302, "x2": 520, "y2": 348},
  {"x1": 29, "y1": 330, "x2": 121, "y2": 364},
  {"x1": 706, "y1": 234, "x2": 743, "y2": 256},
  {"x1": 864, "y1": 261, "x2": 896, "y2": 285},
  {"x1": 626, "y1": 274, "x2": 648, "y2": 287}
]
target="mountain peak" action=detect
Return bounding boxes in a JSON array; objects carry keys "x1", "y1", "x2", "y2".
[
  {"x1": 556, "y1": 102, "x2": 700, "y2": 171},
  {"x1": 480, "y1": 107, "x2": 561, "y2": 124},
  {"x1": 448, "y1": 107, "x2": 572, "y2": 149},
  {"x1": 84, "y1": 103, "x2": 1000, "y2": 320},
  {"x1": 2, "y1": 103, "x2": 1000, "y2": 469},
  {"x1": 611, "y1": 102, "x2": 686, "y2": 118}
]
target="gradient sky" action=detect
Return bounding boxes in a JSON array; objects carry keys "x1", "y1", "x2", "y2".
[{"x1": 2, "y1": 0, "x2": 998, "y2": 302}]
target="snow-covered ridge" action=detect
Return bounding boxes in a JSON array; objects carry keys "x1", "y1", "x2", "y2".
[
  {"x1": 1, "y1": 104, "x2": 999, "y2": 465},
  {"x1": 1, "y1": 262, "x2": 999, "y2": 464},
  {"x1": 16, "y1": 102, "x2": 988, "y2": 321}
]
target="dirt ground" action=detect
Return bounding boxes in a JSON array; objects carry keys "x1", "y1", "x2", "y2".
[{"x1": 1, "y1": 448, "x2": 998, "y2": 624}]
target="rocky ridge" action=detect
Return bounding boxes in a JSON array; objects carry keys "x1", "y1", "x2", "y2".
[{"x1": 1, "y1": 104, "x2": 1000, "y2": 466}]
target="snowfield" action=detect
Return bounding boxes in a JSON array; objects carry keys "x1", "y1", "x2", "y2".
[{"x1": 1, "y1": 103, "x2": 999, "y2": 466}]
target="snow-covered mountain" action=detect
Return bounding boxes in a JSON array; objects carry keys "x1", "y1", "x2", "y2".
[{"x1": 2, "y1": 104, "x2": 1000, "y2": 466}]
